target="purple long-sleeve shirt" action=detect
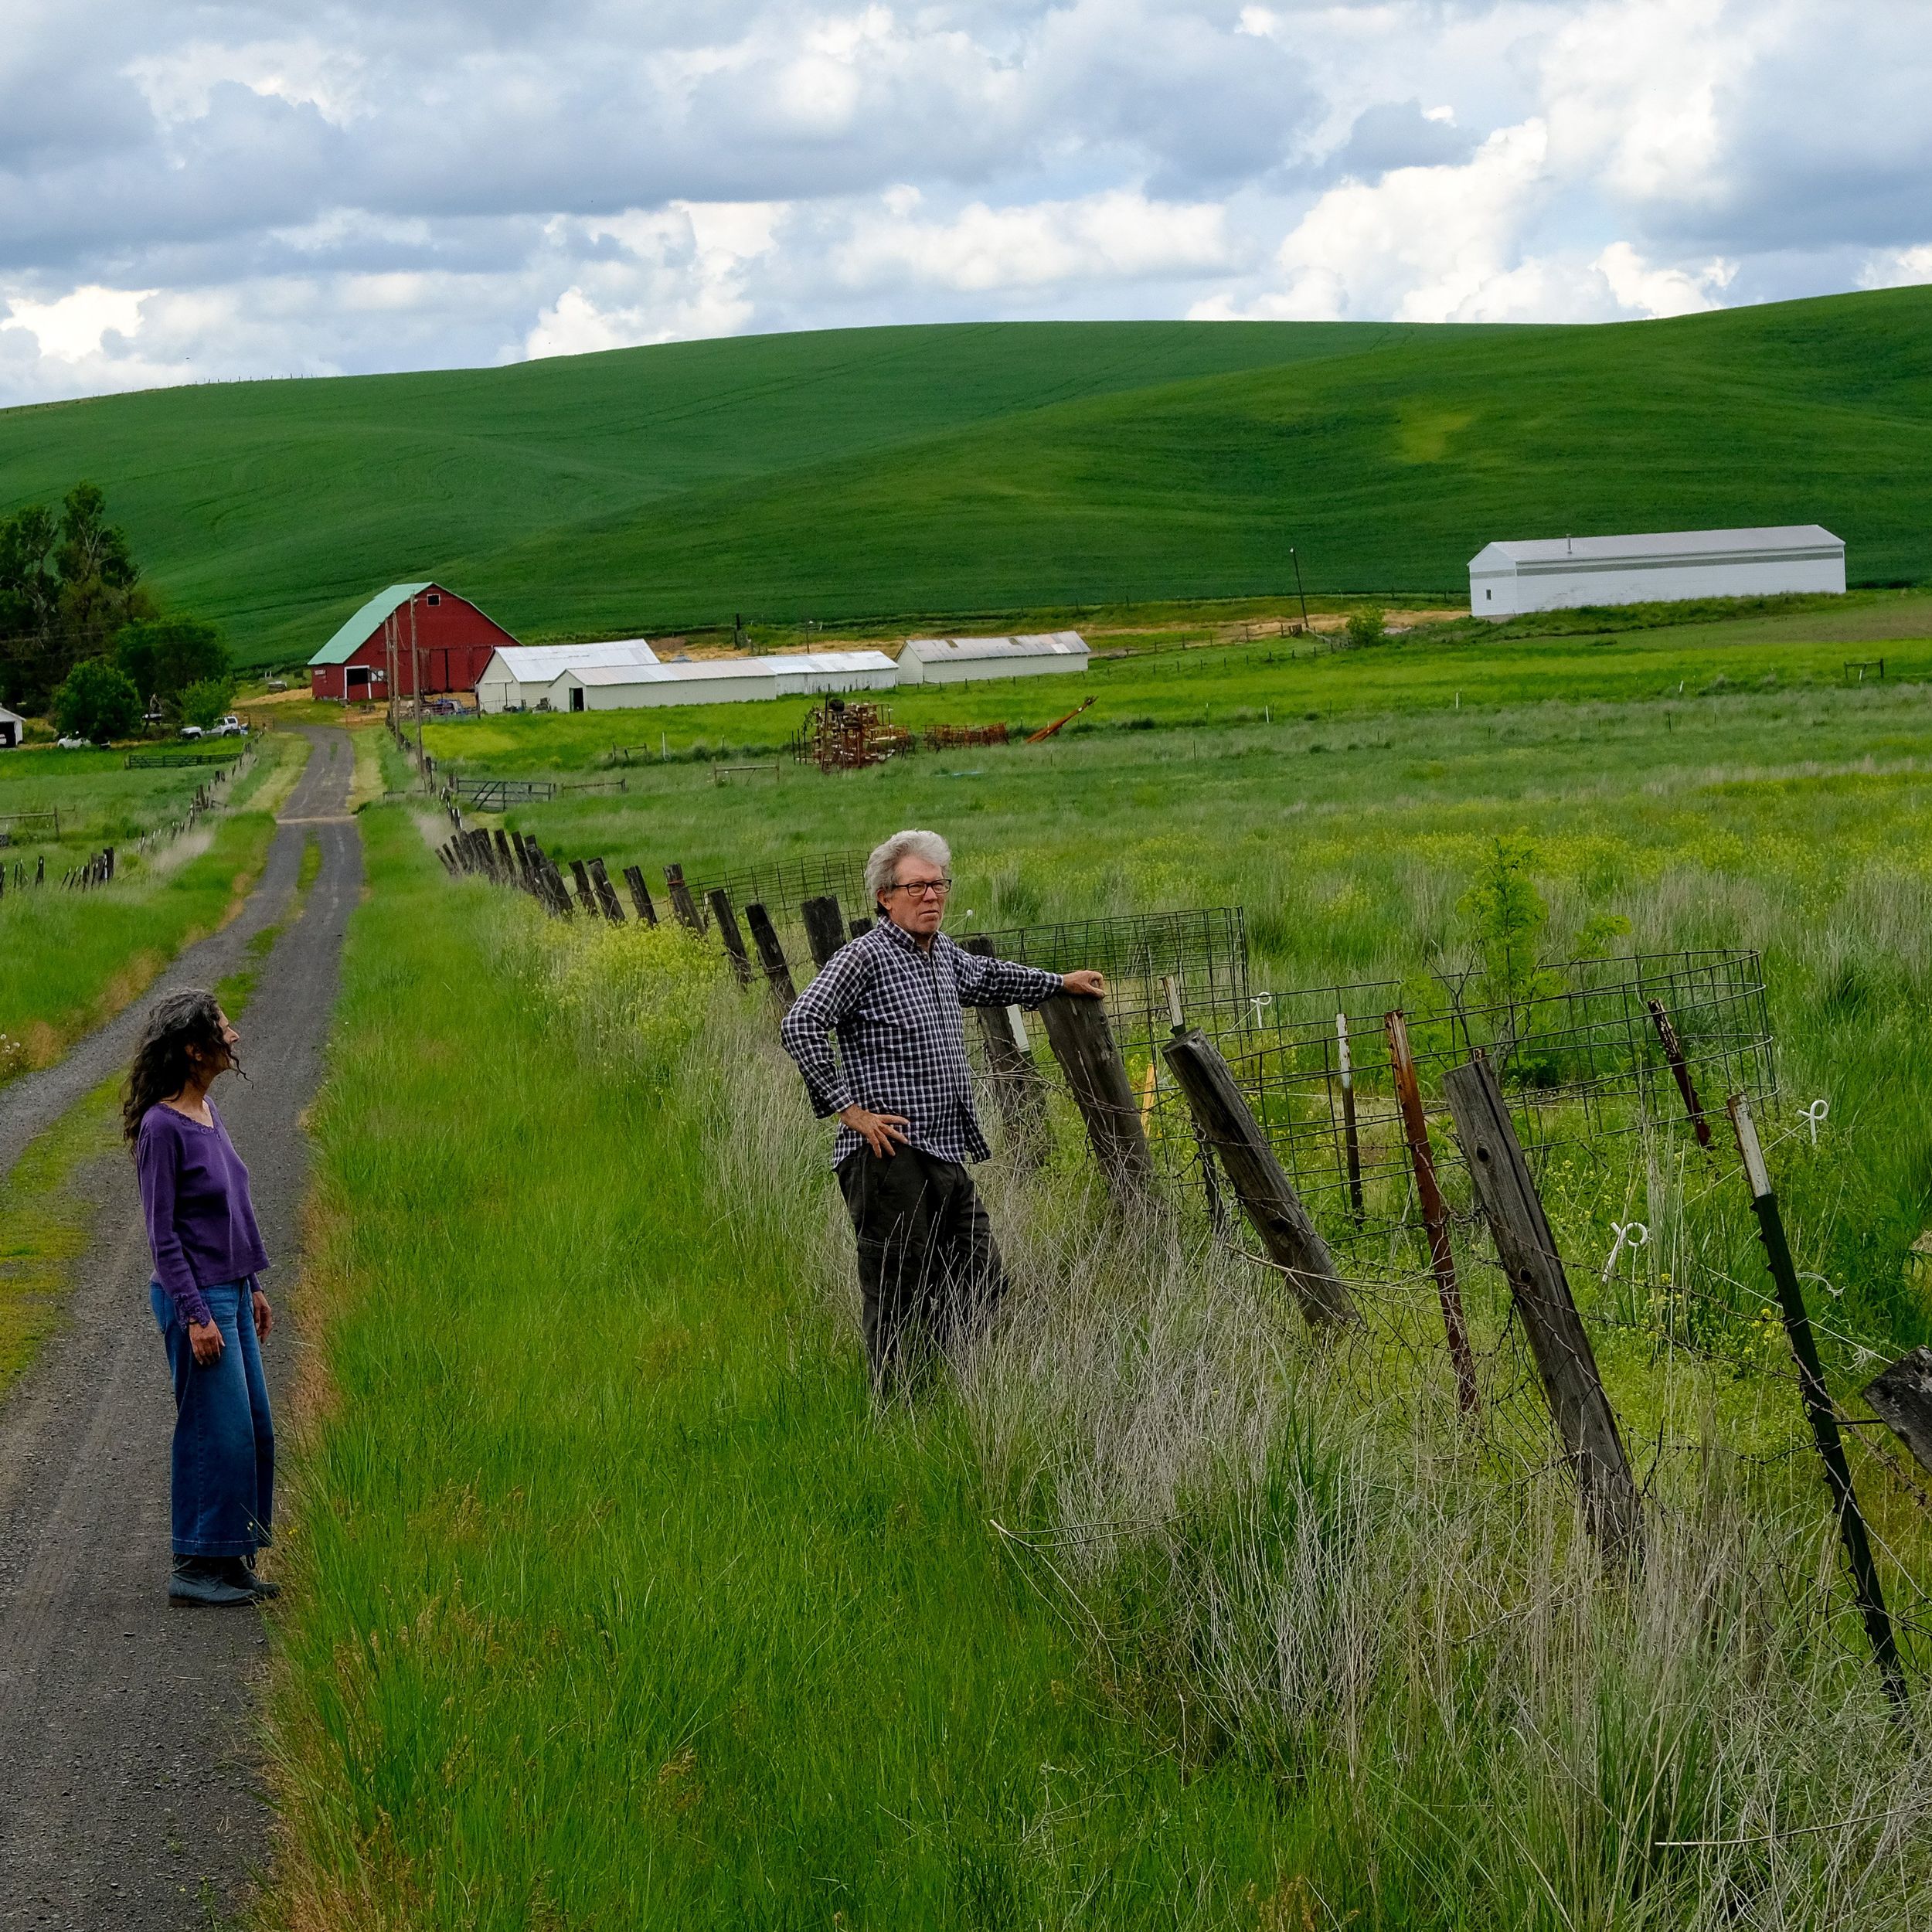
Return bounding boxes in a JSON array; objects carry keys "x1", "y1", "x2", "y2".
[{"x1": 135, "y1": 1100, "x2": 269, "y2": 1326}]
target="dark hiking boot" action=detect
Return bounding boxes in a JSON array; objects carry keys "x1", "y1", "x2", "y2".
[
  {"x1": 168, "y1": 1557, "x2": 256, "y2": 1608},
  {"x1": 225, "y1": 1556, "x2": 280, "y2": 1600}
]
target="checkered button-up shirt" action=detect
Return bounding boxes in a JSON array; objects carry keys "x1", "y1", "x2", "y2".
[{"x1": 780, "y1": 918, "x2": 1063, "y2": 1167}]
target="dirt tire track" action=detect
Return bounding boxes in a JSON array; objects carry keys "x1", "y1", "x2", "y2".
[{"x1": 0, "y1": 726, "x2": 362, "y2": 1928}]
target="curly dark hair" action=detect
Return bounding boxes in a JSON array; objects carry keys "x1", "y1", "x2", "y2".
[{"x1": 122, "y1": 989, "x2": 238, "y2": 1143}]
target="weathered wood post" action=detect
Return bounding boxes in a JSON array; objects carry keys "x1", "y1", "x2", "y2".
[
  {"x1": 707, "y1": 889, "x2": 756, "y2": 985},
  {"x1": 1728, "y1": 1093, "x2": 1908, "y2": 1716},
  {"x1": 1386, "y1": 1009, "x2": 1480, "y2": 1417},
  {"x1": 1163, "y1": 1029, "x2": 1357, "y2": 1323},
  {"x1": 849, "y1": 917, "x2": 872, "y2": 941},
  {"x1": 801, "y1": 894, "x2": 847, "y2": 968},
  {"x1": 663, "y1": 862, "x2": 706, "y2": 934},
  {"x1": 1646, "y1": 997, "x2": 1713, "y2": 1149},
  {"x1": 1040, "y1": 995, "x2": 1155, "y2": 1199},
  {"x1": 1443, "y1": 1054, "x2": 1639, "y2": 1556},
  {"x1": 962, "y1": 936, "x2": 1049, "y2": 1154},
  {"x1": 492, "y1": 828, "x2": 514, "y2": 879},
  {"x1": 1336, "y1": 1013, "x2": 1364, "y2": 1225},
  {"x1": 587, "y1": 857, "x2": 626, "y2": 923},
  {"x1": 623, "y1": 865, "x2": 658, "y2": 925},
  {"x1": 744, "y1": 903, "x2": 797, "y2": 1009},
  {"x1": 542, "y1": 855, "x2": 574, "y2": 917},
  {"x1": 568, "y1": 859, "x2": 600, "y2": 917},
  {"x1": 1864, "y1": 1348, "x2": 1932, "y2": 1475}
]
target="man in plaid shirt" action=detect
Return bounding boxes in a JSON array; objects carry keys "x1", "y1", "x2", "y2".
[{"x1": 781, "y1": 828, "x2": 1105, "y2": 1388}]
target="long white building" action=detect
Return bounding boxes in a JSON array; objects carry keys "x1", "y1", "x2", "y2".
[
  {"x1": 895, "y1": 631, "x2": 1090, "y2": 684},
  {"x1": 544, "y1": 650, "x2": 898, "y2": 712},
  {"x1": 476, "y1": 640, "x2": 660, "y2": 711},
  {"x1": 1468, "y1": 526, "x2": 1845, "y2": 618}
]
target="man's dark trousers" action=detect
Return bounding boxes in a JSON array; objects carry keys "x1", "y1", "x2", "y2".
[{"x1": 837, "y1": 1145, "x2": 1006, "y2": 1386}]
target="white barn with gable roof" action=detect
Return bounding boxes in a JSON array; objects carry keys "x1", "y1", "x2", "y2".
[
  {"x1": 1468, "y1": 526, "x2": 1845, "y2": 619},
  {"x1": 895, "y1": 631, "x2": 1089, "y2": 685}
]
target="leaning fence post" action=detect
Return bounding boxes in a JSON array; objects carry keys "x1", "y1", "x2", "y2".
[
  {"x1": 1040, "y1": 995, "x2": 1155, "y2": 1200},
  {"x1": 568, "y1": 859, "x2": 600, "y2": 917},
  {"x1": 707, "y1": 889, "x2": 756, "y2": 985},
  {"x1": 1443, "y1": 1055, "x2": 1639, "y2": 1557},
  {"x1": 849, "y1": 917, "x2": 872, "y2": 941},
  {"x1": 1728, "y1": 1094, "x2": 1909, "y2": 1717},
  {"x1": 623, "y1": 865, "x2": 658, "y2": 925},
  {"x1": 744, "y1": 903, "x2": 797, "y2": 1009},
  {"x1": 1646, "y1": 997, "x2": 1713, "y2": 1149},
  {"x1": 1162, "y1": 1028, "x2": 1356, "y2": 1322},
  {"x1": 963, "y1": 936, "x2": 1049, "y2": 1155},
  {"x1": 492, "y1": 828, "x2": 515, "y2": 880},
  {"x1": 1386, "y1": 1010, "x2": 1480, "y2": 1417},
  {"x1": 587, "y1": 857, "x2": 626, "y2": 923},
  {"x1": 801, "y1": 894, "x2": 847, "y2": 968},
  {"x1": 663, "y1": 862, "x2": 706, "y2": 934},
  {"x1": 1864, "y1": 1348, "x2": 1932, "y2": 1476}
]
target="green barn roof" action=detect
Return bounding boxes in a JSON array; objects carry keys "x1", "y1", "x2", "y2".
[{"x1": 308, "y1": 583, "x2": 434, "y2": 665}]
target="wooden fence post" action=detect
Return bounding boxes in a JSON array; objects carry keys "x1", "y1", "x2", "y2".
[
  {"x1": 801, "y1": 894, "x2": 847, "y2": 968},
  {"x1": 1163, "y1": 1029, "x2": 1357, "y2": 1323},
  {"x1": 1039, "y1": 995, "x2": 1155, "y2": 1199},
  {"x1": 568, "y1": 859, "x2": 600, "y2": 917},
  {"x1": 587, "y1": 857, "x2": 626, "y2": 923},
  {"x1": 1386, "y1": 1010, "x2": 1480, "y2": 1417},
  {"x1": 663, "y1": 862, "x2": 706, "y2": 934},
  {"x1": 1864, "y1": 1348, "x2": 1932, "y2": 1475},
  {"x1": 963, "y1": 936, "x2": 1049, "y2": 1153},
  {"x1": 1728, "y1": 1094, "x2": 1908, "y2": 1716},
  {"x1": 623, "y1": 865, "x2": 658, "y2": 925},
  {"x1": 849, "y1": 917, "x2": 872, "y2": 941},
  {"x1": 1646, "y1": 998, "x2": 1713, "y2": 1149},
  {"x1": 492, "y1": 829, "x2": 515, "y2": 880},
  {"x1": 744, "y1": 903, "x2": 797, "y2": 1009},
  {"x1": 1443, "y1": 1055, "x2": 1639, "y2": 1556},
  {"x1": 707, "y1": 889, "x2": 756, "y2": 985},
  {"x1": 542, "y1": 855, "x2": 574, "y2": 917}
]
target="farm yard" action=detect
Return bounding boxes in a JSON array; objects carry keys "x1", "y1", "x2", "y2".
[
  {"x1": 240, "y1": 590, "x2": 1932, "y2": 1925},
  {"x1": 4, "y1": 296, "x2": 1932, "y2": 1928}
]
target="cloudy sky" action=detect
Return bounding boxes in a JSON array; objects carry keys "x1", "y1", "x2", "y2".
[{"x1": 2, "y1": 0, "x2": 1927, "y2": 406}]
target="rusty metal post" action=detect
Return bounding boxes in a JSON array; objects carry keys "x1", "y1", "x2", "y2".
[
  {"x1": 1646, "y1": 997, "x2": 1713, "y2": 1149},
  {"x1": 1386, "y1": 1010, "x2": 1480, "y2": 1418},
  {"x1": 1337, "y1": 1012, "x2": 1364, "y2": 1226}
]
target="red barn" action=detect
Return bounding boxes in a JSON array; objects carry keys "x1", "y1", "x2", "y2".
[{"x1": 308, "y1": 582, "x2": 519, "y2": 702}]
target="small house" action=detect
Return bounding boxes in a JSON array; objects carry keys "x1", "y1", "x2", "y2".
[
  {"x1": 1468, "y1": 527, "x2": 1845, "y2": 618},
  {"x1": 895, "y1": 632, "x2": 1089, "y2": 685},
  {"x1": 309, "y1": 583, "x2": 520, "y2": 700}
]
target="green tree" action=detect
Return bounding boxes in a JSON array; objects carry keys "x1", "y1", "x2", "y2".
[
  {"x1": 1344, "y1": 605, "x2": 1386, "y2": 648},
  {"x1": 53, "y1": 659, "x2": 142, "y2": 743},
  {"x1": 0, "y1": 483, "x2": 151, "y2": 712},
  {"x1": 116, "y1": 614, "x2": 229, "y2": 706},
  {"x1": 1460, "y1": 835, "x2": 1556, "y2": 1010},
  {"x1": 179, "y1": 676, "x2": 236, "y2": 730}
]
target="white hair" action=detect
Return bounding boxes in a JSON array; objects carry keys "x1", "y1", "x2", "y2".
[{"x1": 866, "y1": 828, "x2": 951, "y2": 906}]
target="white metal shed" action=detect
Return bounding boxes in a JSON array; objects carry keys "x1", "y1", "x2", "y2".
[
  {"x1": 895, "y1": 632, "x2": 1090, "y2": 685},
  {"x1": 476, "y1": 639, "x2": 660, "y2": 712},
  {"x1": 1468, "y1": 526, "x2": 1845, "y2": 618},
  {"x1": 0, "y1": 705, "x2": 25, "y2": 749},
  {"x1": 546, "y1": 651, "x2": 898, "y2": 713}
]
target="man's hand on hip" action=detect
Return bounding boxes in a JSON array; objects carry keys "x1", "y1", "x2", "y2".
[
  {"x1": 841, "y1": 1104, "x2": 912, "y2": 1158},
  {"x1": 1063, "y1": 970, "x2": 1106, "y2": 998}
]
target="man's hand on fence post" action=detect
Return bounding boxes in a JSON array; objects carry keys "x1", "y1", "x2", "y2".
[
  {"x1": 1062, "y1": 970, "x2": 1106, "y2": 998},
  {"x1": 839, "y1": 1105, "x2": 912, "y2": 1158}
]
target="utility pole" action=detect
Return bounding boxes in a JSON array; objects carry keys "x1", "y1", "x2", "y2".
[
  {"x1": 410, "y1": 592, "x2": 425, "y2": 776},
  {"x1": 1290, "y1": 547, "x2": 1311, "y2": 634}
]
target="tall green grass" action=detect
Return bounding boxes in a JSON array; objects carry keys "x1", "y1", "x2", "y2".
[{"x1": 270, "y1": 806, "x2": 1932, "y2": 1927}]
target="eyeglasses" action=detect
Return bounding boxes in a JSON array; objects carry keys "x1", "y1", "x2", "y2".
[{"x1": 886, "y1": 877, "x2": 953, "y2": 900}]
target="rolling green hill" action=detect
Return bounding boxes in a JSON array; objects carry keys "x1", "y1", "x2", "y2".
[{"x1": 2, "y1": 290, "x2": 1928, "y2": 668}]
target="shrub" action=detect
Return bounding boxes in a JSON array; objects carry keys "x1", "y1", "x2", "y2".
[
  {"x1": 52, "y1": 658, "x2": 142, "y2": 741},
  {"x1": 179, "y1": 675, "x2": 236, "y2": 730},
  {"x1": 1344, "y1": 606, "x2": 1386, "y2": 648}
]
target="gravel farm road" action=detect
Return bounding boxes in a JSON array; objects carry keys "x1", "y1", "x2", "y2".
[{"x1": 0, "y1": 726, "x2": 362, "y2": 1929}]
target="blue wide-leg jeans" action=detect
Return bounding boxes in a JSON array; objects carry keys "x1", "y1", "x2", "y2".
[{"x1": 151, "y1": 1278, "x2": 274, "y2": 1559}]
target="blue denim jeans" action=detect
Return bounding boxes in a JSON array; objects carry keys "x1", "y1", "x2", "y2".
[{"x1": 151, "y1": 1278, "x2": 274, "y2": 1559}]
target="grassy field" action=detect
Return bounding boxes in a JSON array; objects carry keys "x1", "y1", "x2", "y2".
[
  {"x1": 422, "y1": 589, "x2": 1932, "y2": 772},
  {"x1": 0, "y1": 728, "x2": 305, "y2": 1075},
  {"x1": 2, "y1": 287, "x2": 1929, "y2": 665},
  {"x1": 268, "y1": 738, "x2": 1932, "y2": 1924}
]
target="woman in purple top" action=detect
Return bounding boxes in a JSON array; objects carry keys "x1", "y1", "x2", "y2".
[{"x1": 126, "y1": 988, "x2": 277, "y2": 1609}]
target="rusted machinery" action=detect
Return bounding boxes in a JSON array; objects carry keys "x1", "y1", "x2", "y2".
[{"x1": 792, "y1": 698, "x2": 912, "y2": 771}]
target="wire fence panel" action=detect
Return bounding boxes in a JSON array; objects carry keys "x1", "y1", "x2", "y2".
[{"x1": 692, "y1": 850, "x2": 871, "y2": 923}]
